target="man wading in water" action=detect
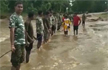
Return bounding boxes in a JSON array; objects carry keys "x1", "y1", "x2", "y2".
[
  {"x1": 25, "y1": 12, "x2": 35, "y2": 63},
  {"x1": 73, "y1": 13, "x2": 81, "y2": 36},
  {"x1": 82, "y1": 13, "x2": 86, "y2": 29},
  {"x1": 62, "y1": 15, "x2": 71, "y2": 36},
  {"x1": 36, "y1": 11, "x2": 44, "y2": 49},
  {"x1": 9, "y1": 2, "x2": 25, "y2": 70},
  {"x1": 43, "y1": 12, "x2": 50, "y2": 44}
]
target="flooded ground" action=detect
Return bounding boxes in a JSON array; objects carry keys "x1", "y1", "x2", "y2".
[{"x1": 0, "y1": 13, "x2": 108, "y2": 70}]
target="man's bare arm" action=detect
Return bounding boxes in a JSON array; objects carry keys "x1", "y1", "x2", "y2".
[
  {"x1": 79, "y1": 19, "x2": 81, "y2": 26},
  {"x1": 10, "y1": 28, "x2": 16, "y2": 52},
  {"x1": 10, "y1": 28, "x2": 15, "y2": 45}
]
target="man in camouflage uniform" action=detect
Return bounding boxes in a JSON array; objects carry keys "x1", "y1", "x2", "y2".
[
  {"x1": 50, "y1": 12, "x2": 56, "y2": 35},
  {"x1": 82, "y1": 13, "x2": 86, "y2": 29},
  {"x1": 57, "y1": 13, "x2": 62, "y2": 31},
  {"x1": 9, "y1": 2, "x2": 25, "y2": 70},
  {"x1": 53, "y1": 13, "x2": 58, "y2": 32},
  {"x1": 36, "y1": 11, "x2": 44, "y2": 49},
  {"x1": 43, "y1": 12, "x2": 50, "y2": 44}
]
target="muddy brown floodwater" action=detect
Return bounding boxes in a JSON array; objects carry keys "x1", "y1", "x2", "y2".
[{"x1": 0, "y1": 13, "x2": 108, "y2": 70}]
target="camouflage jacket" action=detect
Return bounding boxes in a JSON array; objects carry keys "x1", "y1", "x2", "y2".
[{"x1": 36, "y1": 16, "x2": 44, "y2": 34}]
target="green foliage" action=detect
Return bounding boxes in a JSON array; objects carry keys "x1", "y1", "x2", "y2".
[
  {"x1": 0, "y1": 0, "x2": 9, "y2": 13},
  {"x1": 71, "y1": 0, "x2": 107, "y2": 13},
  {"x1": 0, "y1": 0, "x2": 107, "y2": 15}
]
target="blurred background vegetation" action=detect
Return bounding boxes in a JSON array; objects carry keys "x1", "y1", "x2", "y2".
[{"x1": 0, "y1": 0, "x2": 108, "y2": 18}]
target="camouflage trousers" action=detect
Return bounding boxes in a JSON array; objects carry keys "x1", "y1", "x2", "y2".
[
  {"x1": 44, "y1": 30, "x2": 50, "y2": 42},
  {"x1": 11, "y1": 44, "x2": 25, "y2": 67}
]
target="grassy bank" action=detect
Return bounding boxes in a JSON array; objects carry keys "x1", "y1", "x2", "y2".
[
  {"x1": 0, "y1": 13, "x2": 10, "y2": 19},
  {"x1": 97, "y1": 12, "x2": 108, "y2": 19}
]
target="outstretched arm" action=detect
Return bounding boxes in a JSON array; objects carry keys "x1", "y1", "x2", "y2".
[{"x1": 79, "y1": 18, "x2": 81, "y2": 26}]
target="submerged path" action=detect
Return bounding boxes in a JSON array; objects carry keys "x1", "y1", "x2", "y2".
[{"x1": 0, "y1": 15, "x2": 108, "y2": 70}]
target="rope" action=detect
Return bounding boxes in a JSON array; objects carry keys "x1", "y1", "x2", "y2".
[
  {"x1": 0, "y1": 50, "x2": 11, "y2": 58},
  {"x1": 0, "y1": 34, "x2": 44, "y2": 58}
]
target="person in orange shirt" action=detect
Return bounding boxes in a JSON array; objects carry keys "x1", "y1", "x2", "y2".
[{"x1": 62, "y1": 15, "x2": 71, "y2": 36}]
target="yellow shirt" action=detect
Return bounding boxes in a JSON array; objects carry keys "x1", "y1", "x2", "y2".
[{"x1": 62, "y1": 18, "x2": 71, "y2": 31}]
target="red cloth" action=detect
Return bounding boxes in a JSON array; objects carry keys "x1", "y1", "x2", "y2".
[
  {"x1": 73, "y1": 16, "x2": 80, "y2": 26},
  {"x1": 62, "y1": 17, "x2": 65, "y2": 22}
]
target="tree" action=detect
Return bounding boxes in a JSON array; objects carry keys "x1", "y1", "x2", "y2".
[{"x1": 0, "y1": 0, "x2": 9, "y2": 13}]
